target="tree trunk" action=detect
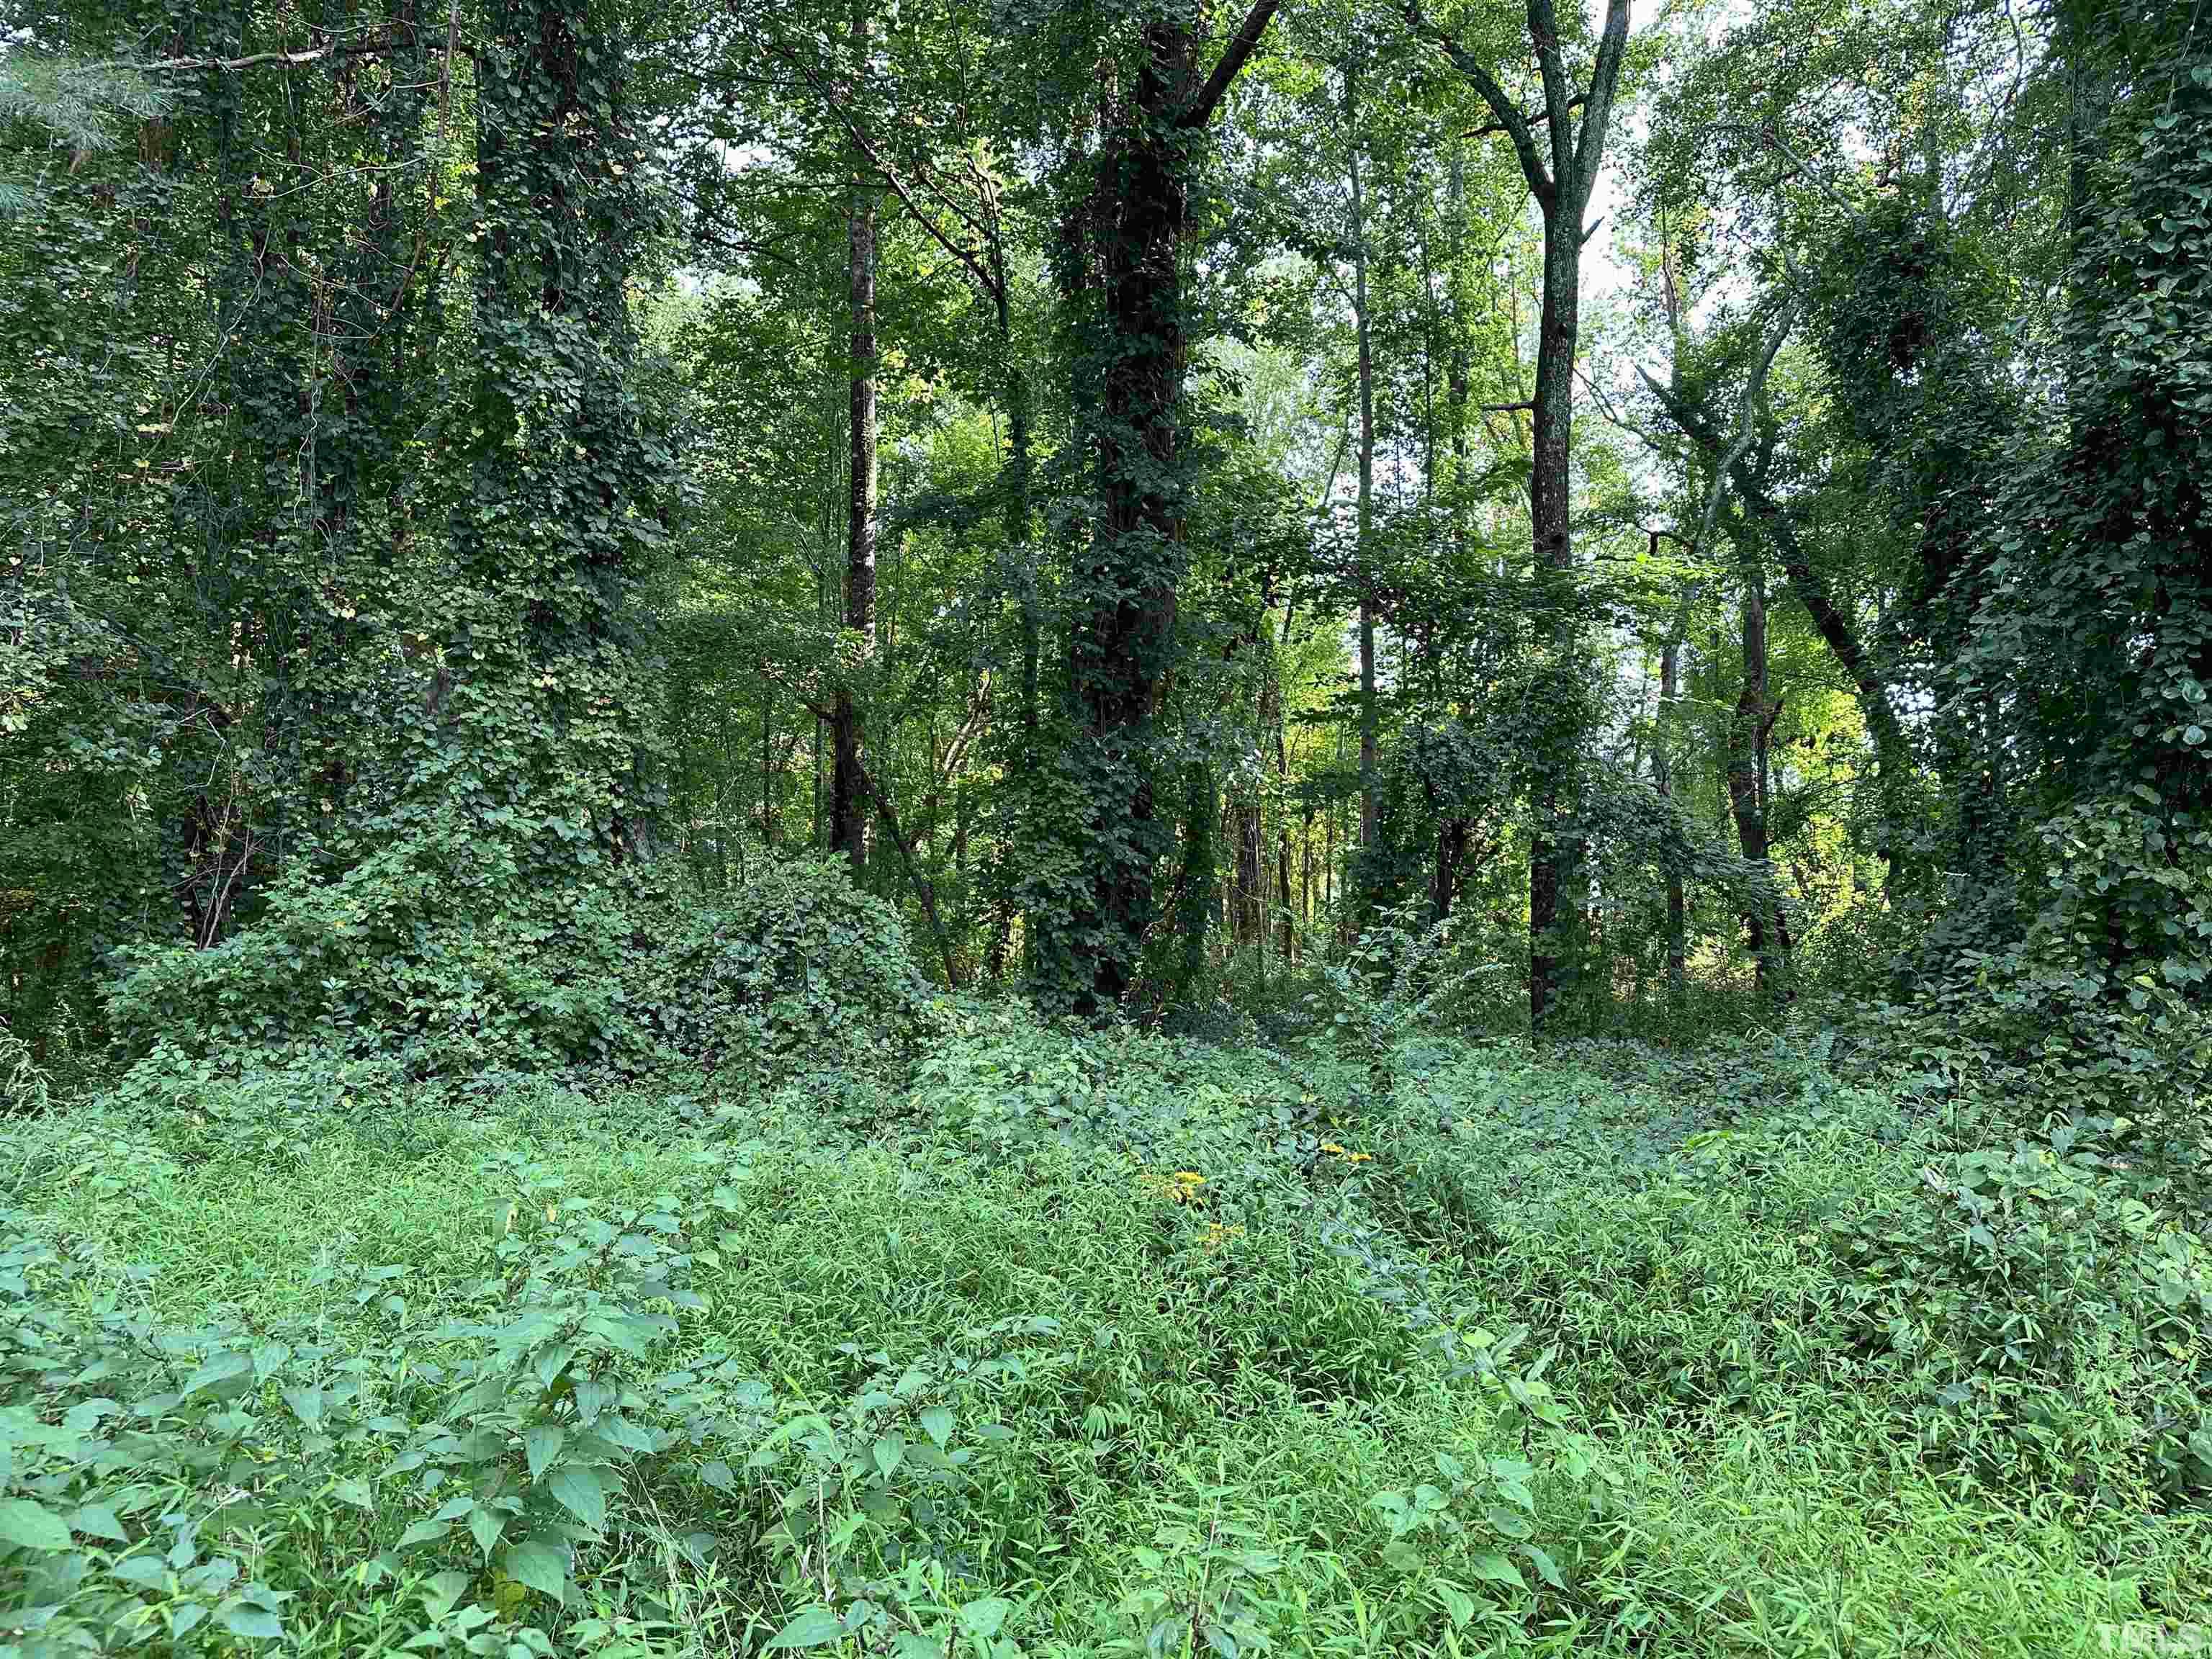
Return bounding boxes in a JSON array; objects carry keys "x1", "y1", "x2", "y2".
[
  {"x1": 1525, "y1": 210, "x2": 1585, "y2": 1031},
  {"x1": 1051, "y1": 20, "x2": 1196, "y2": 1012},
  {"x1": 830, "y1": 1, "x2": 878, "y2": 871},
  {"x1": 1417, "y1": 0, "x2": 1632, "y2": 1032},
  {"x1": 1028, "y1": 0, "x2": 1277, "y2": 1011},
  {"x1": 1349, "y1": 60, "x2": 1380, "y2": 857},
  {"x1": 1725, "y1": 573, "x2": 1776, "y2": 995},
  {"x1": 1232, "y1": 791, "x2": 1264, "y2": 945},
  {"x1": 1656, "y1": 631, "x2": 1686, "y2": 1008},
  {"x1": 1273, "y1": 620, "x2": 1296, "y2": 961},
  {"x1": 760, "y1": 686, "x2": 777, "y2": 845},
  {"x1": 1431, "y1": 817, "x2": 1470, "y2": 922}
]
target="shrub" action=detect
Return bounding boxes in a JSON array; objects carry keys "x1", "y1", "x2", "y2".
[
  {"x1": 103, "y1": 817, "x2": 643, "y2": 1080},
  {"x1": 631, "y1": 854, "x2": 932, "y2": 1083},
  {"x1": 102, "y1": 846, "x2": 934, "y2": 1102}
]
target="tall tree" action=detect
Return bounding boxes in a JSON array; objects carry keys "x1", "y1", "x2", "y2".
[
  {"x1": 830, "y1": 0, "x2": 879, "y2": 870},
  {"x1": 1037, "y1": 0, "x2": 1280, "y2": 1014},
  {"x1": 1346, "y1": 55, "x2": 1381, "y2": 858},
  {"x1": 1412, "y1": 0, "x2": 1633, "y2": 1030}
]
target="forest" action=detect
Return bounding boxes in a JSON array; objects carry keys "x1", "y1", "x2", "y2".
[{"x1": 0, "y1": 0, "x2": 2208, "y2": 1649}]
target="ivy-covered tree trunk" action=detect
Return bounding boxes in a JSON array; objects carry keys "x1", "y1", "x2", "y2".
[
  {"x1": 451, "y1": 0, "x2": 665, "y2": 876},
  {"x1": 1726, "y1": 571, "x2": 1781, "y2": 996},
  {"x1": 1059, "y1": 19, "x2": 1193, "y2": 1012},
  {"x1": 831, "y1": 0, "x2": 878, "y2": 872},
  {"x1": 1038, "y1": 0, "x2": 1278, "y2": 1014}
]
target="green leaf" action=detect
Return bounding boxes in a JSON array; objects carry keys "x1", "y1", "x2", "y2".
[
  {"x1": 71, "y1": 1503, "x2": 125, "y2": 1542},
  {"x1": 918, "y1": 1406, "x2": 953, "y2": 1448},
  {"x1": 217, "y1": 1602, "x2": 284, "y2": 1640},
  {"x1": 397, "y1": 1517, "x2": 450, "y2": 1550},
  {"x1": 1521, "y1": 1545, "x2": 1565, "y2": 1589},
  {"x1": 765, "y1": 1606, "x2": 842, "y2": 1649},
  {"x1": 112, "y1": 1555, "x2": 168, "y2": 1588},
  {"x1": 424, "y1": 1570, "x2": 474, "y2": 1619},
  {"x1": 181, "y1": 1351, "x2": 253, "y2": 1400},
  {"x1": 871, "y1": 1434, "x2": 905, "y2": 1477},
  {"x1": 534, "y1": 1344, "x2": 577, "y2": 1391},
  {"x1": 282, "y1": 1386, "x2": 324, "y2": 1427},
  {"x1": 1434, "y1": 1583, "x2": 1475, "y2": 1629},
  {"x1": 332, "y1": 1478, "x2": 374, "y2": 1512},
  {"x1": 958, "y1": 1597, "x2": 1012, "y2": 1639},
  {"x1": 1469, "y1": 1552, "x2": 1523, "y2": 1588},
  {"x1": 467, "y1": 1503, "x2": 505, "y2": 1559},
  {"x1": 501, "y1": 1539, "x2": 568, "y2": 1606},
  {"x1": 548, "y1": 1464, "x2": 606, "y2": 1532},
  {"x1": 524, "y1": 1425, "x2": 565, "y2": 1483},
  {"x1": 0, "y1": 1498, "x2": 73, "y2": 1551}
]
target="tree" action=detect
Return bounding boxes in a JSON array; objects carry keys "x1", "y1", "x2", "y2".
[
  {"x1": 830, "y1": 0, "x2": 881, "y2": 870},
  {"x1": 1033, "y1": 0, "x2": 1281, "y2": 1014},
  {"x1": 1411, "y1": 0, "x2": 1632, "y2": 1029}
]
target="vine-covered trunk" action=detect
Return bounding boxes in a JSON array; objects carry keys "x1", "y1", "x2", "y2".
[
  {"x1": 1028, "y1": 0, "x2": 1275, "y2": 1012},
  {"x1": 1726, "y1": 575, "x2": 1781, "y2": 995},
  {"x1": 1053, "y1": 19, "x2": 1195, "y2": 1013},
  {"x1": 831, "y1": 1, "x2": 878, "y2": 871},
  {"x1": 452, "y1": 0, "x2": 665, "y2": 873}
]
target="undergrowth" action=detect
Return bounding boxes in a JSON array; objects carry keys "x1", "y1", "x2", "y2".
[{"x1": 0, "y1": 980, "x2": 2205, "y2": 1656}]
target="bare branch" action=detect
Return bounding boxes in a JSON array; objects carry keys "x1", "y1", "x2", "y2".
[
  {"x1": 71, "y1": 45, "x2": 338, "y2": 73},
  {"x1": 766, "y1": 37, "x2": 1004, "y2": 304}
]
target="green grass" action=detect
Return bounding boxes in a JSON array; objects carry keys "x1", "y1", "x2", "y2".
[{"x1": 0, "y1": 1017, "x2": 2204, "y2": 1657}]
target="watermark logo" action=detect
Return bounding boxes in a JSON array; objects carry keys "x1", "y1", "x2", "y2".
[{"x1": 2098, "y1": 1624, "x2": 2211, "y2": 1655}]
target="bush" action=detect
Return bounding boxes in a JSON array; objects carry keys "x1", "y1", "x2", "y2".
[
  {"x1": 103, "y1": 845, "x2": 935, "y2": 1102},
  {"x1": 104, "y1": 817, "x2": 643, "y2": 1080},
  {"x1": 631, "y1": 854, "x2": 932, "y2": 1084}
]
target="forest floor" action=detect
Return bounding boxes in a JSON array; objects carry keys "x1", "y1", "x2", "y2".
[{"x1": 1, "y1": 1010, "x2": 2207, "y2": 1656}]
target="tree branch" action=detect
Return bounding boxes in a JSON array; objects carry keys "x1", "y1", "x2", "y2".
[
  {"x1": 1407, "y1": 3, "x2": 1555, "y2": 204},
  {"x1": 765, "y1": 38, "x2": 1004, "y2": 304},
  {"x1": 1527, "y1": 0, "x2": 1577, "y2": 188},
  {"x1": 1466, "y1": 94, "x2": 1581, "y2": 140},
  {"x1": 71, "y1": 45, "x2": 338, "y2": 73},
  {"x1": 1642, "y1": 358, "x2": 1907, "y2": 765},
  {"x1": 1569, "y1": 0, "x2": 1634, "y2": 201},
  {"x1": 1178, "y1": 0, "x2": 1282, "y2": 128}
]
